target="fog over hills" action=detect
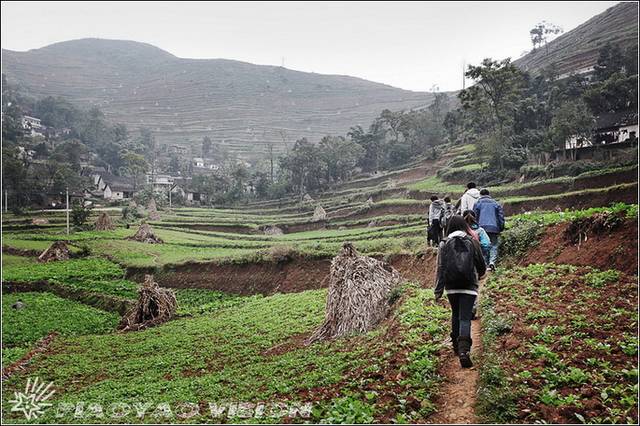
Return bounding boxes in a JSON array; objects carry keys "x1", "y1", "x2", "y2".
[{"x1": 2, "y1": 38, "x2": 434, "y2": 158}]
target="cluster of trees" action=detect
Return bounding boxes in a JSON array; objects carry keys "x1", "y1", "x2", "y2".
[
  {"x1": 262, "y1": 93, "x2": 453, "y2": 198},
  {"x1": 2, "y1": 76, "x2": 158, "y2": 207},
  {"x1": 445, "y1": 42, "x2": 638, "y2": 168}
]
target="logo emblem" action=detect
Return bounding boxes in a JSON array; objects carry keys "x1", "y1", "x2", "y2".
[{"x1": 9, "y1": 377, "x2": 56, "y2": 420}]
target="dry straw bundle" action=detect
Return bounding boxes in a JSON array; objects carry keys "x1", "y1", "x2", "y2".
[
  {"x1": 307, "y1": 242, "x2": 402, "y2": 344},
  {"x1": 312, "y1": 205, "x2": 327, "y2": 222},
  {"x1": 95, "y1": 212, "x2": 116, "y2": 231},
  {"x1": 38, "y1": 241, "x2": 71, "y2": 263},
  {"x1": 118, "y1": 275, "x2": 177, "y2": 332},
  {"x1": 127, "y1": 223, "x2": 164, "y2": 244},
  {"x1": 147, "y1": 199, "x2": 161, "y2": 221}
]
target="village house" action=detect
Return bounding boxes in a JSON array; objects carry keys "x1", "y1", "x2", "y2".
[
  {"x1": 96, "y1": 174, "x2": 136, "y2": 200},
  {"x1": 560, "y1": 111, "x2": 638, "y2": 160},
  {"x1": 170, "y1": 178, "x2": 208, "y2": 205},
  {"x1": 169, "y1": 144, "x2": 189, "y2": 155},
  {"x1": 146, "y1": 173, "x2": 177, "y2": 192},
  {"x1": 21, "y1": 115, "x2": 45, "y2": 137}
]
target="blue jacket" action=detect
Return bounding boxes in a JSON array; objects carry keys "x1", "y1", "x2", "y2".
[{"x1": 473, "y1": 195, "x2": 505, "y2": 234}]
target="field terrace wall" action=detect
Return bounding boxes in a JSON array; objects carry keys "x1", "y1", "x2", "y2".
[
  {"x1": 125, "y1": 251, "x2": 438, "y2": 296},
  {"x1": 502, "y1": 183, "x2": 637, "y2": 216}
]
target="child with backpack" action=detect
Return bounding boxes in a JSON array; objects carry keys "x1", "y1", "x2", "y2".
[
  {"x1": 434, "y1": 215, "x2": 487, "y2": 368},
  {"x1": 463, "y1": 210, "x2": 491, "y2": 265}
]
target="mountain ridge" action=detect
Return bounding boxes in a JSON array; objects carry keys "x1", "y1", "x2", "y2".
[{"x1": 2, "y1": 38, "x2": 434, "y2": 158}]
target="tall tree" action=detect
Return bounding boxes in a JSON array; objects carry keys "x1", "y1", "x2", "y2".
[
  {"x1": 202, "y1": 136, "x2": 213, "y2": 157},
  {"x1": 460, "y1": 58, "x2": 525, "y2": 167}
]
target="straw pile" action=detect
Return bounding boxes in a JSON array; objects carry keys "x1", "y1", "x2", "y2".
[
  {"x1": 38, "y1": 241, "x2": 71, "y2": 263},
  {"x1": 306, "y1": 242, "x2": 402, "y2": 344},
  {"x1": 95, "y1": 212, "x2": 116, "y2": 231},
  {"x1": 127, "y1": 223, "x2": 164, "y2": 244},
  {"x1": 118, "y1": 275, "x2": 177, "y2": 332},
  {"x1": 312, "y1": 205, "x2": 327, "y2": 222}
]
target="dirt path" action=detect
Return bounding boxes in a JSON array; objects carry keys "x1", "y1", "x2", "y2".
[{"x1": 427, "y1": 319, "x2": 482, "y2": 424}]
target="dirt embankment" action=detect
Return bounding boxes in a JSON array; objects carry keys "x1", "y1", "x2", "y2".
[
  {"x1": 127, "y1": 251, "x2": 439, "y2": 296},
  {"x1": 503, "y1": 183, "x2": 637, "y2": 216},
  {"x1": 523, "y1": 218, "x2": 638, "y2": 275},
  {"x1": 2, "y1": 281, "x2": 133, "y2": 315},
  {"x1": 329, "y1": 203, "x2": 427, "y2": 222},
  {"x1": 497, "y1": 167, "x2": 638, "y2": 198},
  {"x1": 162, "y1": 223, "x2": 259, "y2": 234}
]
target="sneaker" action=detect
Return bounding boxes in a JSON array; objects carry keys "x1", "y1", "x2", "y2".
[{"x1": 489, "y1": 263, "x2": 496, "y2": 272}]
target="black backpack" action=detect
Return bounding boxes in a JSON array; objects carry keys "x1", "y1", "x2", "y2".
[{"x1": 440, "y1": 235, "x2": 476, "y2": 285}]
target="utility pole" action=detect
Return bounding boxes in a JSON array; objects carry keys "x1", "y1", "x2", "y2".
[
  {"x1": 4, "y1": 190, "x2": 7, "y2": 213},
  {"x1": 169, "y1": 186, "x2": 172, "y2": 208},
  {"x1": 66, "y1": 188, "x2": 70, "y2": 235},
  {"x1": 462, "y1": 60, "x2": 466, "y2": 90}
]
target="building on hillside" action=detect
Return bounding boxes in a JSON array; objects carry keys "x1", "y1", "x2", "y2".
[
  {"x1": 81, "y1": 166, "x2": 108, "y2": 188},
  {"x1": 97, "y1": 174, "x2": 136, "y2": 200},
  {"x1": 559, "y1": 111, "x2": 638, "y2": 160},
  {"x1": 146, "y1": 174, "x2": 178, "y2": 192},
  {"x1": 21, "y1": 115, "x2": 45, "y2": 137},
  {"x1": 169, "y1": 144, "x2": 189, "y2": 155},
  {"x1": 192, "y1": 157, "x2": 205, "y2": 168},
  {"x1": 556, "y1": 66, "x2": 596, "y2": 81}
]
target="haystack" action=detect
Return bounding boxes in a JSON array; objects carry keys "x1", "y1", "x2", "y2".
[
  {"x1": 95, "y1": 212, "x2": 116, "y2": 231},
  {"x1": 147, "y1": 199, "x2": 161, "y2": 221},
  {"x1": 127, "y1": 223, "x2": 164, "y2": 244},
  {"x1": 306, "y1": 242, "x2": 402, "y2": 344},
  {"x1": 118, "y1": 275, "x2": 177, "y2": 332},
  {"x1": 303, "y1": 193, "x2": 314, "y2": 203},
  {"x1": 38, "y1": 241, "x2": 71, "y2": 263},
  {"x1": 312, "y1": 205, "x2": 327, "y2": 222},
  {"x1": 263, "y1": 225, "x2": 284, "y2": 236}
]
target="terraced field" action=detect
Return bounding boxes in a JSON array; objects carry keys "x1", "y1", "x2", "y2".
[{"x1": 2, "y1": 143, "x2": 638, "y2": 423}]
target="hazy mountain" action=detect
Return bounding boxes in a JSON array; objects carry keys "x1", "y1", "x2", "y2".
[
  {"x1": 2, "y1": 38, "x2": 434, "y2": 158},
  {"x1": 514, "y1": 2, "x2": 638, "y2": 76}
]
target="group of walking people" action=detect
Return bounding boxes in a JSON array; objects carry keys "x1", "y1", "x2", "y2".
[{"x1": 428, "y1": 182, "x2": 505, "y2": 368}]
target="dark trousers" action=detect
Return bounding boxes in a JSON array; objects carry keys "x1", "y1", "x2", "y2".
[
  {"x1": 447, "y1": 293, "x2": 477, "y2": 340},
  {"x1": 429, "y1": 219, "x2": 442, "y2": 246}
]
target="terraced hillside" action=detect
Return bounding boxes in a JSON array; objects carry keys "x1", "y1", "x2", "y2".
[
  {"x1": 2, "y1": 39, "x2": 434, "y2": 158},
  {"x1": 514, "y1": 2, "x2": 638, "y2": 76},
  {"x1": 2, "y1": 141, "x2": 638, "y2": 423}
]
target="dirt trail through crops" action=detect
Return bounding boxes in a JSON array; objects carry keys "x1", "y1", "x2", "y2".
[
  {"x1": 428, "y1": 319, "x2": 481, "y2": 424},
  {"x1": 428, "y1": 276, "x2": 486, "y2": 424}
]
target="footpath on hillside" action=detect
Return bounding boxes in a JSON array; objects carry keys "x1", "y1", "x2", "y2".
[
  {"x1": 428, "y1": 276, "x2": 487, "y2": 424},
  {"x1": 427, "y1": 318, "x2": 481, "y2": 424}
]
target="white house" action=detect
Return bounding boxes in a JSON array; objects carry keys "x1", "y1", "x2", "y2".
[
  {"x1": 98, "y1": 174, "x2": 135, "y2": 200},
  {"x1": 22, "y1": 115, "x2": 45, "y2": 137},
  {"x1": 192, "y1": 157, "x2": 205, "y2": 168}
]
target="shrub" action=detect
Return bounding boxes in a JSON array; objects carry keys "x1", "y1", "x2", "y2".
[
  {"x1": 500, "y1": 218, "x2": 545, "y2": 259},
  {"x1": 267, "y1": 245, "x2": 298, "y2": 262},
  {"x1": 70, "y1": 200, "x2": 93, "y2": 227},
  {"x1": 520, "y1": 164, "x2": 549, "y2": 180}
]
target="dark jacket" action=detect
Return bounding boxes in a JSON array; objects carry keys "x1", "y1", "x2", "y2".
[
  {"x1": 434, "y1": 231, "x2": 487, "y2": 298},
  {"x1": 473, "y1": 195, "x2": 505, "y2": 234}
]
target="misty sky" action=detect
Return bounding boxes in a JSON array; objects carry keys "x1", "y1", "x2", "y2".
[{"x1": 1, "y1": 1, "x2": 620, "y2": 92}]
